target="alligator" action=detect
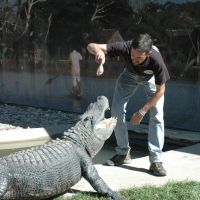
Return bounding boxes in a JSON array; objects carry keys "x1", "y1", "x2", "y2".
[{"x1": 0, "y1": 96, "x2": 122, "y2": 200}]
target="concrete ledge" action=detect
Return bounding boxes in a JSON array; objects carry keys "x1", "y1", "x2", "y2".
[
  {"x1": 0, "y1": 128, "x2": 51, "y2": 150},
  {"x1": 0, "y1": 124, "x2": 70, "y2": 150}
]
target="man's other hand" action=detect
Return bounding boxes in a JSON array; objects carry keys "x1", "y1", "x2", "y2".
[{"x1": 130, "y1": 109, "x2": 146, "y2": 125}]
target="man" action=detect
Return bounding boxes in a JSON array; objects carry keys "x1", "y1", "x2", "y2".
[
  {"x1": 69, "y1": 49, "x2": 83, "y2": 97},
  {"x1": 87, "y1": 33, "x2": 170, "y2": 176}
]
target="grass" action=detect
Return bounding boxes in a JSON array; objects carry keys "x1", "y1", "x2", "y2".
[{"x1": 54, "y1": 181, "x2": 200, "y2": 200}]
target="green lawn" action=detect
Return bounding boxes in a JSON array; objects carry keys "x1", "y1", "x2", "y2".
[{"x1": 55, "y1": 181, "x2": 200, "y2": 200}]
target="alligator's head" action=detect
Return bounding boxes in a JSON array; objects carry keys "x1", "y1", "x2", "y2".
[{"x1": 64, "y1": 96, "x2": 117, "y2": 158}]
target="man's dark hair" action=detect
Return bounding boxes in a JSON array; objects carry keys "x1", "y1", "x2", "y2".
[{"x1": 131, "y1": 33, "x2": 153, "y2": 52}]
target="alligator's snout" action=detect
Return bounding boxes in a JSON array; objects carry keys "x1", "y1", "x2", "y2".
[{"x1": 80, "y1": 96, "x2": 110, "y2": 124}]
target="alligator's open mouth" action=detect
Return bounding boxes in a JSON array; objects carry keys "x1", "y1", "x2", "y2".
[
  {"x1": 95, "y1": 117, "x2": 115, "y2": 129},
  {"x1": 94, "y1": 116, "x2": 117, "y2": 141}
]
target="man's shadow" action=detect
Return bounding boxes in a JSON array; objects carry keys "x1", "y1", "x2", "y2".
[{"x1": 116, "y1": 164, "x2": 151, "y2": 175}]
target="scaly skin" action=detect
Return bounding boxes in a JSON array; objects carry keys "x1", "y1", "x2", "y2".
[{"x1": 0, "y1": 96, "x2": 123, "y2": 200}]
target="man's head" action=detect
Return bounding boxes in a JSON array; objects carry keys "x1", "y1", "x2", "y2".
[{"x1": 131, "y1": 33, "x2": 153, "y2": 65}]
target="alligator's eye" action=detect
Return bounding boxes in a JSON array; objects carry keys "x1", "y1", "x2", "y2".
[
  {"x1": 83, "y1": 116, "x2": 89, "y2": 121},
  {"x1": 97, "y1": 96, "x2": 102, "y2": 100}
]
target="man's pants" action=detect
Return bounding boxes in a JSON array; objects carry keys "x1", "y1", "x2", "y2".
[{"x1": 111, "y1": 69, "x2": 165, "y2": 163}]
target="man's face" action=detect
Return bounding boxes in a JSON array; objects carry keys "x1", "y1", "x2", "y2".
[{"x1": 131, "y1": 48, "x2": 149, "y2": 65}]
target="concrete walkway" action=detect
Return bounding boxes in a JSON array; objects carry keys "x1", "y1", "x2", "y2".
[{"x1": 64, "y1": 143, "x2": 200, "y2": 197}]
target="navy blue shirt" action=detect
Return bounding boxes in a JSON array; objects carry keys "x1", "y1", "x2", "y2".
[{"x1": 107, "y1": 40, "x2": 170, "y2": 85}]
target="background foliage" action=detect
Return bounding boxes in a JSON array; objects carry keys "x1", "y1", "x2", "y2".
[{"x1": 0, "y1": 0, "x2": 200, "y2": 79}]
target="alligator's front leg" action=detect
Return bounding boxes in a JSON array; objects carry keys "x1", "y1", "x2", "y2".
[{"x1": 78, "y1": 150, "x2": 124, "y2": 200}]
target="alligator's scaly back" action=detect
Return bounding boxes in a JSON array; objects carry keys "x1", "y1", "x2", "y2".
[
  {"x1": 0, "y1": 96, "x2": 122, "y2": 200},
  {"x1": 63, "y1": 96, "x2": 115, "y2": 158}
]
